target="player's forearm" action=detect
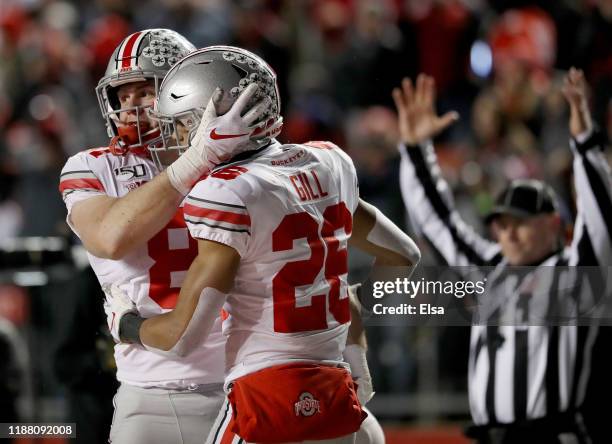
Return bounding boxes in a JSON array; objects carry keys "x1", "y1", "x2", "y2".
[
  {"x1": 140, "y1": 254, "x2": 212, "y2": 350},
  {"x1": 139, "y1": 286, "x2": 227, "y2": 357},
  {"x1": 140, "y1": 247, "x2": 236, "y2": 355},
  {"x1": 344, "y1": 291, "x2": 374, "y2": 404},
  {"x1": 139, "y1": 284, "x2": 209, "y2": 352},
  {"x1": 347, "y1": 294, "x2": 367, "y2": 347},
  {"x1": 139, "y1": 311, "x2": 185, "y2": 351},
  {"x1": 350, "y1": 199, "x2": 421, "y2": 267},
  {"x1": 81, "y1": 171, "x2": 184, "y2": 259},
  {"x1": 118, "y1": 285, "x2": 204, "y2": 351}
]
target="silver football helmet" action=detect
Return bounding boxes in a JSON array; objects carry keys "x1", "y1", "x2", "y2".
[
  {"x1": 95, "y1": 29, "x2": 195, "y2": 155},
  {"x1": 148, "y1": 45, "x2": 283, "y2": 167}
]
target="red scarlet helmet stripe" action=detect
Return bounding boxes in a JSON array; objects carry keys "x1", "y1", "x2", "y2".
[{"x1": 119, "y1": 31, "x2": 143, "y2": 68}]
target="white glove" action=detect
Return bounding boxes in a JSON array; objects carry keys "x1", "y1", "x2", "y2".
[
  {"x1": 344, "y1": 344, "x2": 375, "y2": 405},
  {"x1": 166, "y1": 83, "x2": 272, "y2": 195},
  {"x1": 102, "y1": 284, "x2": 137, "y2": 343}
]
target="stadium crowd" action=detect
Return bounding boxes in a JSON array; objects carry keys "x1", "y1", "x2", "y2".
[{"x1": 1, "y1": 0, "x2": 610, "y2": 240}]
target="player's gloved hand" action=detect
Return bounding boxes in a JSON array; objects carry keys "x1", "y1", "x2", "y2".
[
  {"x1": 198, "y1": 83, "x2": 273, "y2": 164},
  {"x1": 166, "y1": 83, "x2": 272, "y2": 195},
  {"x1": 344, "y1": 343, "x2": 375, "y2": 405},
  {"x1": 102, "y1": 283, "x2": 137, "y2": 343}
]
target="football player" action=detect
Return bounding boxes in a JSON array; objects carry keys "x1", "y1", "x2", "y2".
[
  {"x1": 59, "y1": 32, "x2": 269, "y2": 444},
  {"x1": 108, "y1": 46, "x2": 420, "y2": 443}
]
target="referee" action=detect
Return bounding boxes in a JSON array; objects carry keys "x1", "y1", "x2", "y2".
[{"x1": 393, "y1": 69, "x2": 611, "y2": 444}]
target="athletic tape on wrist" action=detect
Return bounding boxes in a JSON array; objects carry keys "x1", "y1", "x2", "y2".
[{"x1": 119, "y1": 313, "x2": 146, "y2": 344}]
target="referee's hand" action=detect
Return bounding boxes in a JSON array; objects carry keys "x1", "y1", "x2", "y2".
[
  {"x1": 392, "y1": 73, "x2": 459, "y2": 146},
  {"x1": 562, "y1": 67, "x2": 593, "y2": 139}
]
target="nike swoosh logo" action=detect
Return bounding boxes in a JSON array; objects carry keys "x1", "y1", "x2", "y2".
[
  {"x1": 210, "y1": 128, "x2": 249, "y2": 140},
  {"x1": 170, "y1": 93, "x2": 188, "y2": 100}
]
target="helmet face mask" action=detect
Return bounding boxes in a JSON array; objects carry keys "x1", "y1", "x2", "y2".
[
  {"x1": 96, "y1": 29, "x2": 195, "y2": 154},
  {"x1": 148, "y1": 45, "x2": 283, "y2": 169},
  {"x1": 148, "y1": 108, "x2": 202, "y2": 167}
]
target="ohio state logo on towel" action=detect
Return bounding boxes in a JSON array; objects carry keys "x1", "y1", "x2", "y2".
[{"x1": 294, "y1": 392, "x2": 321, "y2": 417}]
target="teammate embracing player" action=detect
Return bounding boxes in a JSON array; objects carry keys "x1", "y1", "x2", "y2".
[
  {"x1": 59, "y1": 31, "x2": 269, "y2": 443},
  {"x1": 106, "y1": 46, "x2": 421, "y2": 443}
]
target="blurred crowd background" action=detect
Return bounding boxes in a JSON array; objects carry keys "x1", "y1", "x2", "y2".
[{"x1": 0, "y1": 0, "x2": 610, "y2": 440}]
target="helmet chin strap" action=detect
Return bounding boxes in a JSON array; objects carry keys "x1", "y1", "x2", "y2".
[{"x1": 109, "y1": 125, "x2": 160, "y2": 156}]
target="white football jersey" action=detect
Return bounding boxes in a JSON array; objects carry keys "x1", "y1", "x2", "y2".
[
  {"x1": 184, "y1": 140, "x2": 359, "y2": 382},
  {"x1": 60, "y1": 147, "x2": 224, "y2": 388}
]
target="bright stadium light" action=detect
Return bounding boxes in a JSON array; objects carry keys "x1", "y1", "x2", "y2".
[{"x1": 470, "y1": 40, "x2": 493, "y2": 78}]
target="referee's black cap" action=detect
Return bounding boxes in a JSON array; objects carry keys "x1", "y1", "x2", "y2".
[{"x1": 484, "y1": 179, "x2": 559, "y2": 224}]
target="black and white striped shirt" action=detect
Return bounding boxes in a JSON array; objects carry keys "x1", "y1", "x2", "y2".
[{"x1": 398, "y1": 132, "x2": 612, "y2": 426}]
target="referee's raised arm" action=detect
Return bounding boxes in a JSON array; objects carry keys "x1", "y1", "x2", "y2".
[
  {"x1": 393, "y1": 74, "x2": 502, "y2": 266},
  {"x1": 562, "y1": 68, "x2": 612, "y2": 267}
]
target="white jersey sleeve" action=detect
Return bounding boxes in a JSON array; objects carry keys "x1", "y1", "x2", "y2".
[
  {"x1": 184, "y1": 176, "x2": 251, "y2": 257},
  {"x1": 59, "y1": 149, "x2": 108, "y2": 235}
]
